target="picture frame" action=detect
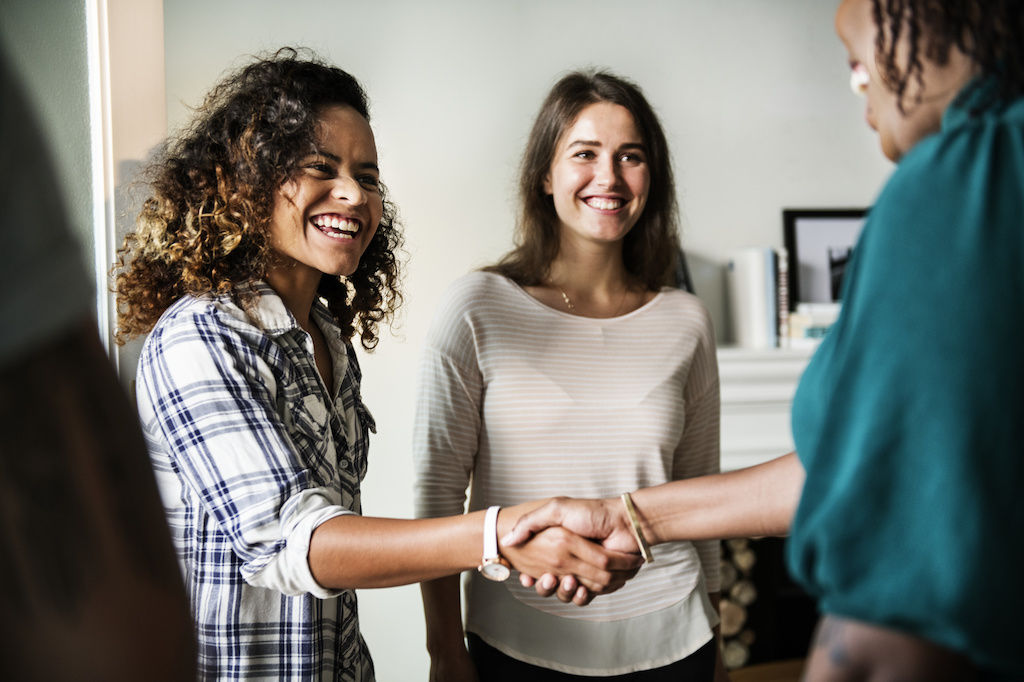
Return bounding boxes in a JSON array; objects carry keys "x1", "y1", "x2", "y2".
[{"x1": 782, "y1": 208, "x2": 868, "y2": 311}]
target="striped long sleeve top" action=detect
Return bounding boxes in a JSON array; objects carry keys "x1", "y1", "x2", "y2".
[{"x1": 414, "y1": 272, "x2": 721, "y2": 675}]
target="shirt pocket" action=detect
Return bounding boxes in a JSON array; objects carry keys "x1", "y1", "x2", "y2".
[{"x1": 287, "y1": 394, "x2": 335, "y2": 485}]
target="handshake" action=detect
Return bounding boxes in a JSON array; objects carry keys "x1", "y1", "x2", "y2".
[
  {"x1": 493, "y1": 454, "x2": 802, "y2": 605},
  {"x1": 494, "y1": 494, "x2": 656, "y2": 606}
]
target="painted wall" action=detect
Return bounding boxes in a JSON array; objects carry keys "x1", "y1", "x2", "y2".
[
  {"x1": 0, "y1": 0, "x2": 93, "y2": 273},
  {"x1": 161, "y1": 2, "x2": 893, "y2": 679}
]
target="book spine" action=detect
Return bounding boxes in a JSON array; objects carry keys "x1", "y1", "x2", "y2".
[{"x1": 775, "y1": 247, "x2": 790, "y2": 348}]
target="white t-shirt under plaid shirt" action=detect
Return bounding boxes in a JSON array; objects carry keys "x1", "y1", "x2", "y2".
[{"x1": 137, "y1": 282, "x2": 376, "y2": 681}]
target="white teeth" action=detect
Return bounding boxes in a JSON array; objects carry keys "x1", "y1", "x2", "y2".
[
  {"x1": 586, "y1": 197, "x2": 623, "y2": 210},
  {"x1": 320, "y1": 230, "x2": 354, "y2": 241},
  {"x1": 312, "y1": 215, "x2": 360, "y2": 233}
]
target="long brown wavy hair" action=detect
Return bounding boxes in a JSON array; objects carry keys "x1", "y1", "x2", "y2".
[
  {"x1": 872, "y1": 0, "x2": 1024, "y2": 112},
  {"x1": 114, "y1": 48, "x2": 403, "y2": 350},
  {"x1": 485, "y1": 69, "x2": 680, "y2": 290}
]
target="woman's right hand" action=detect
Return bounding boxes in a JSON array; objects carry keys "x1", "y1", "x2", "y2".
[{"x1": 428, "y1": 647, "x2": 479, "y2": 682}]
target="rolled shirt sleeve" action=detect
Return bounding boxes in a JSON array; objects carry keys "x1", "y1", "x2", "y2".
[{"x1": 138, "y1": 295, "x2": 361, "y2": 598}]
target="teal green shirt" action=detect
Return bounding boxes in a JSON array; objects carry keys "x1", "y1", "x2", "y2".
[{"x1": 787, "y1": 77, "x2": 1024, "y2": 676}]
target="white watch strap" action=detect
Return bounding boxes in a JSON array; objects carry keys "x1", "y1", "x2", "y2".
[{"x1": 483, "y1": 505, "x2": 501, "y2": 561}]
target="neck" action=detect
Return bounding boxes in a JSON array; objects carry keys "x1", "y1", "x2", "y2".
[
  {"x1": 548, "y1": 237, "x2": 631, "y2": 297},
  {"x1": 266, "y1": 264, "x2": 322, "y2": 329}
]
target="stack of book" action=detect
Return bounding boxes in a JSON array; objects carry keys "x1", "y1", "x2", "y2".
[{"x1": 726, "y1": 246, "x2": 795, "y2": 349}]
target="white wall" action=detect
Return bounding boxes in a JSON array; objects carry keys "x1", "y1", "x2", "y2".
[{"x1": 161, "y1": 1, "x2": 894, "y2": 678}]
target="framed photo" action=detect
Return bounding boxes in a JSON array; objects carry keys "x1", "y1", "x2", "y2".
[{"x1": 783, "y1": 208, "x2": 868, "y2": 310}]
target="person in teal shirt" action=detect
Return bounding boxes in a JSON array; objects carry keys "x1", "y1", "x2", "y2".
[{"x1": 504, "y1": 1, "x2": 1024, "y2": 679}]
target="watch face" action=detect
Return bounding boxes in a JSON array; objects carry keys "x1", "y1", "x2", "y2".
[{"x1": 479, "y1": 561, "x2": 511, "y2": 582}]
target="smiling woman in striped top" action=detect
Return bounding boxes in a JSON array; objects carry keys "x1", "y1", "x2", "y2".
[{"x1": 414, "y1": 70, "x2": 726, "y2": 681}]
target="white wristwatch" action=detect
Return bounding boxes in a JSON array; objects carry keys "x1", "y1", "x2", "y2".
[{"x1": 478, "y1": 505, "x2": 511, "y2": 582}]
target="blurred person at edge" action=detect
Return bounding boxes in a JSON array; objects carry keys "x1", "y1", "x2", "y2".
[
  {"x1": 0, "y1": 45, "x2": 196, "y2": 681},
  {"x1": 506, "y1": 1, "x2": 1024, "y2": 680}
]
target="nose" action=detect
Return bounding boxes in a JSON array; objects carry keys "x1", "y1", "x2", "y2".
[
  {"x1": 330, "y1": 175, "x2": 367, "y2": 205},
  {"x1": 594, "y1": 154, "x2": 620, "y2": 188}
]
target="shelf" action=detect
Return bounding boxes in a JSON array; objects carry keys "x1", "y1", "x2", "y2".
[{"x1": 717, "y1": 346, "x2": 813, "y2": 471}]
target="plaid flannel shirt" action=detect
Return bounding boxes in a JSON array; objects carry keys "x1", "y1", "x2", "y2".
[{"x1": 137, "y1": 283, "x2": 376, "y2": 681}]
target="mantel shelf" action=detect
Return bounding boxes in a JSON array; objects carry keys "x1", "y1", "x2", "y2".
[{"x1": 717, "y1": 346, "x2": 814, "y2": 471}]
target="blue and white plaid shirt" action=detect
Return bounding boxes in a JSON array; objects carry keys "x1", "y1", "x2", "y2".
[{"x1": 137, "y1": 282, "x2": 376, "y2": 681}]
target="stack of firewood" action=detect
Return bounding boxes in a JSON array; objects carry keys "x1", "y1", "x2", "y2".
[{"x1": 719, "y1": 538, "x2": 758, "y2": 669}]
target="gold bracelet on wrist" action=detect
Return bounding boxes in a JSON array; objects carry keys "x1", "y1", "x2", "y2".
[{"x1": 620, "y1": 492, "x2": 654, "y2": 563}]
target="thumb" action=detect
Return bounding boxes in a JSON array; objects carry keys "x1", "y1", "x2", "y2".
[{"x1": 501, "y1": 502, "x2": 563, "y2": 546}]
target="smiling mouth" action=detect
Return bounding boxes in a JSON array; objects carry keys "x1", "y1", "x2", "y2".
[
  {"x1": 312, "y1": 213, "x2": 361, "y2": 241},
  {"x1": 584, "y1": 197, "x2": 624, "y2": 211}
]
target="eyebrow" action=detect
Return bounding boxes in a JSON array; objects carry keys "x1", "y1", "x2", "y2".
[
  {"x1": 567, "y1": 139, "x2": 646, "y2": 151},
  {"x1": 310, "y1": 150, "x2": 380, "y2": 173}
]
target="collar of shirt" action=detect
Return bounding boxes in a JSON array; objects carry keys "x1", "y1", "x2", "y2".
[
  {"x1": 944, "y1": 73, "x2": 1017, "y2": 131},
  {"x1": 235, "y1": 280, "x2": 304, "y2": 335}
]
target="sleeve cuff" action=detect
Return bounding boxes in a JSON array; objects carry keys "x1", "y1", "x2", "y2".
[{"x1": 246, "y1": 505, "x2": 355, "y2": 598}]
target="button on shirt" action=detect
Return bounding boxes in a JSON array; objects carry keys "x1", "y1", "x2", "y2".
[{"x1": 137, "y1": 282, "x2": 376, "y2": 681}]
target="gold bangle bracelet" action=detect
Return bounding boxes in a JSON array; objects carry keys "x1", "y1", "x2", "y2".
[{"x1": 620, "y1": 492, "x2": 654, "y2": 563}]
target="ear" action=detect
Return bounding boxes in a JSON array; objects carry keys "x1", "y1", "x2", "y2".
[{"x1": 543, "y1": 172, "x2": 552, "y2": 195}]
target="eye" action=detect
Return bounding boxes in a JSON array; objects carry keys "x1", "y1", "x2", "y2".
[
  {"x1": 358, "y1": 174, "x2": 380, "y2": 190},
  {"x1": 619, "y1": 151, "x2": 646, "y2": 165},
  {"x1": 304, "y1": 160, "x2": 335, "y2": 176},
  {"x1": 572, "y1": 149, "x2": 596, "y2": 160}
]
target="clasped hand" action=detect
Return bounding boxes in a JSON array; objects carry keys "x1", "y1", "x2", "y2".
[{"x1": 501, "y1": 497, "x2": 641, "y2": 605}]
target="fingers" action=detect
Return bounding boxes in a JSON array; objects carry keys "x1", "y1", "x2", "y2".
[
  {"x1": 529, "y1": 573, "x2": 558, "y2": 596},
  {"x1": 572, "y1": 585, "x2": 594, "y2": 606},
  {"x1": 502, "y1": 498, "x2": 568, "y2": 547},
  {"x1": 551, "y1": 529, "x2": 642, "y2": 587},
  {"x1": 556, "y1": 575, "x2": 578, "y2": 603},
  {"x1": 528, "y1": 574, "x2": 600, "y2": 605},
  {"x1": 503, "y1": 526, "x2": 644, "y2": 603}
]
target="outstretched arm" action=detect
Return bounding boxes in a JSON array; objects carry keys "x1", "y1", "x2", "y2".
[
  {"x1": 308, "y1": 503, "x2": 642, "y2": 591},
  {"x1": 504, "y1": 452, "x2": 804, "y2": 554}
]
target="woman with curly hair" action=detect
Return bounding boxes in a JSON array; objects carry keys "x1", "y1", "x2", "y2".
[
  {"x1": 414, "y1": 70, "x2": 725, "y2": 681},
  {"x1": 509, "y1": 1, "x2": 1024, "y2": 679},
  {"x1": 116, "y1": 49, "x2": 640, "y2": 681}
]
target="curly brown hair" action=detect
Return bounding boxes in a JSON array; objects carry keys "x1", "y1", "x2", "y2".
[
  {"x1": 114, "y1": 47, "x2": 403, "y2": 350},
  {"x1": 872, "y1": 0, "x2": 1024, "y2": 112},
  {"x1": 485, "y1": 69, "x2": 680, "y2": 291}
]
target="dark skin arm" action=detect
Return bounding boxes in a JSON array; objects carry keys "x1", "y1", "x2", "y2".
[
  {"x1": 308, "y1": 504, "x2": 642, "y2": 591},
  {"x1": 0, "y1": 318, "x2": 196, "y2": 681},
  {"x1": 421, "y1": 576, "x2": 478, "y2": 682},
  {"x1": 804, "y1": 615, "x2": 981, "y2": 681},
  {"x1": 506, "y1": 453, "x2": 804, "y2": 556}
]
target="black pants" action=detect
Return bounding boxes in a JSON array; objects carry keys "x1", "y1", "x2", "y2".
[{"x1": 466, "y1": 633, "x2": 716, "y2": 681}]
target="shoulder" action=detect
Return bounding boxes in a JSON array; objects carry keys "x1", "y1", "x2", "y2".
[
  {"x1": 880, "y1": 96, "x2": 1024, "y2": 233},
  {"x1": 430, "y1": 271, "x2": 518, "y2": 324},
  {"x1": 861, "y1": 95, "x2": 1024, "y2": 293},
  {"x1": 141, "y1": 292, "x2": 263, "y2": 362},
  {"x1": 650, "y1": 288, "x2": 716, "y2": 336},
  {"x1": 440, "y1": 271, "x2": 515, "y2": 306}
]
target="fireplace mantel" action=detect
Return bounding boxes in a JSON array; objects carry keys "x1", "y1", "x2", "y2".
[{"x1": 717, "y1": 346, "x2": 815, "y2": 472}]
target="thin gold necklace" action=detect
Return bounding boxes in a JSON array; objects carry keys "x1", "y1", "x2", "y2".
[
  {"x1": 556, "y1": 284, "x2": 631, "y2": 316},
  {"x1": 558, "y1": 288, "x2": 575, "y2": 311}
]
